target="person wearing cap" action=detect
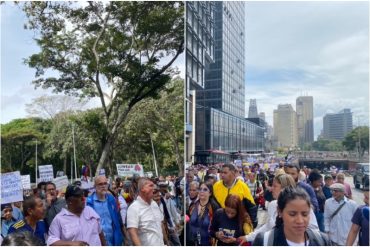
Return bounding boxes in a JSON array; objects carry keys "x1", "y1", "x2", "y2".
[
  {"x1": 285, "y1": 162, "x2": 320, "y2": 214},
  {"x1": 127, "y1": 177, "x2": 165, "y2": 246},
  {"x1": 8, "y1": 196, "x2": 47, "y2": 245},
  {"x1": 44, "y1": 182, "x2": 67, "y2": 229},
  {"x1": 1, "y1": 204, "x2": 17, "y2": 238},
  {"x1": 86, "y1": 175, "x2": 124, "y2": 246},
  {"x1": 324, "y1": 183, "x2": 358, "y2": 245},
  {"x1": 47, "y1": 185, "x2": 106, "y2": 246},
  {"x1": 323, "y1": 175, "x2": 334, "y2": 199},
  {"x1": 336, "y1": 172, "x2": 353, "y2": 199}
]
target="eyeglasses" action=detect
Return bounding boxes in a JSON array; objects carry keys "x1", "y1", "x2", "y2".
[
  {"x1": 96, "y1": 182, "x2": 108, "y2": 187},
  {"x1": 198, "y1": 188, "x2": 209, "y2": 192},
  {"x1": 330, "y1": 189, "x2": 342, "y2": 193}
]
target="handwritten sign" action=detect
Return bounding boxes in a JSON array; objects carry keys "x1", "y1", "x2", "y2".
[
  {"x1": 1, "y1": 171, "x2": 23, "y2": 204},
  {"x1": 99, "y1": 169, "x2": 105, "y2": 176},
  {"x1": 116, "y1": 164, "x2": 144, "y2": 177},
  {"x1": 53, "y1": 176, "x2": 69, "y2": 191},
  {"x1": 21, "y1": 175, "x2": 31, "y2": 190},
  {"x1": 39, "y1": 165, "x2": 54, "y2": 182}
]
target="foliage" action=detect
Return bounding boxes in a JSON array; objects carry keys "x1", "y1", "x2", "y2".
[
  {"x1": 21, "y1": 1, "x2": 184, "y2": 175},
  {"x1": 311, "y1": 139, "x2": 344, "y2": 151},
  {"x1": 343, "y1": 126, "x2": 369, "y2": 157}
]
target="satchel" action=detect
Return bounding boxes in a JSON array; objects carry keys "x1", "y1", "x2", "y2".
[{"x1": 330, "y1": 201, "x2": 346, "y2": 220}]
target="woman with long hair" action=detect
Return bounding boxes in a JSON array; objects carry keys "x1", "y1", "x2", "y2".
[
  {"x1": 239, "y1": 173, "x2": 319, "y2": 243},
  {"x1": 210, "y1": 194, "x2": 253, "y2": 246},
  {"x1": 187, "y1": 182, "x2": 220, "y2": 246},
  {"x1": 252, "y1": 187, "x2": 330, "y2": 246}
]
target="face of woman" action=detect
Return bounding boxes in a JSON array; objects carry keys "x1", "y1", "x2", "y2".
[
  {"x1": 225, "y1": 207, "x2": 237, "y2": 219},
  {"x1": 198, "y1": 184, "x2": 210, "y2": 201},
  {"x1": 279, "y1": 199, "x2": 310, "y2": 237},
  {"x1": 272, "y1": 180, "x2": 282, "y2": 199},
  {"x1": 2, "y1": 208, "x2": 13, "y2": 221}
]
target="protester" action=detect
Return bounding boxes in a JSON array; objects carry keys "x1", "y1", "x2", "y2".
[
  {"x1": 213, "y1": 164, "x2": 257, "y2": 228},
  {"x1": 8, "y1": 197, "x2": 47, "y2": 245},
  {"x1": 285, "y1": 162, "x2": 319, "y2": 213},
  {"x1": 336, "y1": 172, "x2": 353, "y2": 199},
  {"x1": 239, "y1": 173, "x2": 318, "y2": 243},
  {"x1": 127, "y1": 178, "x2": 165, "y2": 246},
  {"x1": 44, "y1": 182, "x2": 67, "y2": 228},
  {"x1": 210, "y1": 194, "x2": 253, "y2": 246},
  {"x1": 246, "y1": 172, "x2": 264, "y2": 210},
  {"x1": 324, "y1": 182, "x2": 358, "y2": 245},
  {"x1": 186, "y1": 170, "x2": 195, "y2": 196},
  {"x1": 186, "y1": 181, "x2": 199, "y2": 212},
  {"x1": 323, "y1": 175, "x2": 333, "y2": 199},
  {"x1": 1, "y1": 231, "x2": 44, "y2": 246},
  {"x1": 86, "y1": 175, "x2": 123, "y2": 246},
  {"x1": 308, "y1": 169, "x2": 326, "y2": 232},
  {"x1": 1, "y1": 204, "x2": 17, "y2": 238},
  {"x1": 252, "y1": 187, "x2": 330, "y2": 246},
  {"x1": 188, "y1": 182, "x2": 220, "y2": 246},
  {"x1": 346, "y1": 187, "x2": 369, "y2": 246},
  {"x1": 47, "y1": 185, "x2": 106, "y2": 246}
]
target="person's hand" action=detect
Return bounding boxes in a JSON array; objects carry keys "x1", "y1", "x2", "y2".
[
  {"x1": 222, "y1": 237, "x2": 236, "y2": 244},
  {"x1": 57, "y1": 190, "x2": 65, "y2": 198},
  {"x1": 46, "y1": 193, "x2": 53, "y2": 205},
  {"x1": 237, "y1": 235, "x2": 247, "y2": 244},
  {"x1": 72, "y1": 241, "x2": 89, "y2": 246},
  {"x1": 215, "y1": 231, "x2": 225, "y2": 241}
]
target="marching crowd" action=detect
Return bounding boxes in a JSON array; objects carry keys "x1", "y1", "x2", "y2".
[
  {"x1": 1, "y1": 174, "x2": 184, "y2": 246},
  {"x1": 185, "y1": 160, "x2": 369, "y2": 246}
]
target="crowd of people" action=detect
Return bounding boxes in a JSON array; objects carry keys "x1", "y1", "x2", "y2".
[
  {"x1": 1, "y1": 174, "x2": 184, "y2": 246},
  {"x1": 1, "y1": 158, "x2": 369, "y2": 246},
  {"x1": 185, "y1": 158, "x2": 369, "y2": 246}
]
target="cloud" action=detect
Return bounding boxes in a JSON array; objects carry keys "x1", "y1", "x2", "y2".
[{"x1": 245, "y1": 1, "x2": 369, "y2": 140}]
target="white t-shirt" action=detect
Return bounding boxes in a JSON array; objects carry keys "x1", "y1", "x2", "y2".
[{"x1": 127, "y1": 196, "x2": 164, "y2": 246}]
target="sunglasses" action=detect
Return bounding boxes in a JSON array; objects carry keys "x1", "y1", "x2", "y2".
[{"x1": 198, "y1": 188, "x2": 209, "y2": 192}]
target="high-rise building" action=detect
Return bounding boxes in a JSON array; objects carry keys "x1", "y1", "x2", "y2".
[
  {"x1": 296, "y1": 96, "x2": 314, "y2": 146},
  {"x1": 195, "y1": 1, "x2": 264, "y2": 153},
  {"x1": 323, "y1": 109, "x2": 353, "y2": 140},
  {"x1": 259, "y1": 112, "x2": 266, "y2": 121},
  {"x1": 273, "y1": 104, "x2": 298, "y2": 147},
  {"x1": 248, "y1": 99, "x2": 258, "y2": 118},
  {"x1": 197, "y1": 1, "x2": 245, "y2": 118},
  {"x1": 185, "y1": 1, "x2": 215, "y2": 164}
]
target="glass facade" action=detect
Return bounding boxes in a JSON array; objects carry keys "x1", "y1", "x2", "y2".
[
  {"x1": 196, "y1": 107, "x2": 264, "y2": 152},
  {"x1": 197, "y1": 1, "x2": 245, "y2": 118}
]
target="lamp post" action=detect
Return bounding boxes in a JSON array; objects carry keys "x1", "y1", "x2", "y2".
[
  {"x1": 72, "y1": 122, "x2": 78, "y2": 180},
  {"x1": 35, "y1": 139, "x2": 38, "y2": 185},
  {"x1": 149, "y1": 132, "x2": 159, "y2": 177}
]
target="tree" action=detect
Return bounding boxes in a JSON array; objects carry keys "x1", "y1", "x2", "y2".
[
  {"x1": 343, "y1": 126, "x2": 369, "y2": 158},
  {"x1": 21, "y1": 1, "x2": 184, "y2": 176},
  {"x1": 311, "y1": 139, "x2": 344, "y2": 151}
]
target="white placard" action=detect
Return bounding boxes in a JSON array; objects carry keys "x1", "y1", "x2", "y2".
[
  {"x1": 99, "y1": 169, "x2": 105, "y2": 176},
  {"x1": 21, "y1": 175, "x2": 31, "y2": 190},
  {"x1": 1, "y1": 171, "x2": 23, "y2": 204},
  {"x1": 53, "y1": 176, "x2": 69, "y2": 191},
  {"x1": 116, "y1": 164, "x2": 144, "y2": 177},
  {"x1": 39, "y1": 165, "x2": 54, "y2": 182}
]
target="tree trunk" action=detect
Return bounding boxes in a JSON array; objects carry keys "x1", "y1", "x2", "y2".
[{"x1": 63, "y1": 154, "x2": 67, "y2": 175}]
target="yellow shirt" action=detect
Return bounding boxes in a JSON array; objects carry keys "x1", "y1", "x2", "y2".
[{"x1": 213, "y1": 179, "x2": 255, "y2": 208}]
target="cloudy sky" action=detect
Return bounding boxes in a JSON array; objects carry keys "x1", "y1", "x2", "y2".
[
  {"x1": 245, "y1": 1, "x2": 369, "y2": 140},
  {"x1": 0, "y1": 3, "x2": 184, "y2": 124}
]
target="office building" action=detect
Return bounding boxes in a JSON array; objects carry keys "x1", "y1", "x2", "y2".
[
  {"x1": 248, "y1": 99, "x2": 258, "y2": 118},
  {"x1": 323, "y1": 109, "x2": 353, "y2": 140},
  {"x1": 273, "y1": 104, "x2": 298, "y2": 148},
  {"x1": 296, "y1": 96, "x2": 314, "y2": 146},
  {"x1": 185, "y1": 1, "x2": 215, "y2": 163}
]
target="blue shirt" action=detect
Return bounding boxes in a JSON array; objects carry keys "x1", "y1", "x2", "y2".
[
  {"x1": 323, "y1": 185, "x2": 332, "y2": 199},
  {"x1": 8, "y1": 219, "x2": 46, "y2": 245},
  {"x1": 12, "y1": 207, "x2": 24, "y2": 221},
  {"x1": 298, "y1": 181, "x2": 319, "y2": 212},
  {"x1": 1, "y1": 218, "x2": 17, "y2": 237},
  {"x1": 92, "y1": 194, "x2": 114, "y2": 246}
]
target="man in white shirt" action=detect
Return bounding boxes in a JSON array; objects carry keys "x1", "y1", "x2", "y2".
[
  {"x1": 324, "y1": 183, "x2": 358, "y2": 245},
  {"x1": 127, "y1": 178, "x2": 165, "y2": 246}
]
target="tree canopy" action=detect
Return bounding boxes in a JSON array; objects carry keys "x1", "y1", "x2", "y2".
[{"x1": 343, "y1": 126, "x2": 369, "y2": 158}]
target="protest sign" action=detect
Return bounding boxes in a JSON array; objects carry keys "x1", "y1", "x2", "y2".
[
  {"x1": 53, "y1": 176, "x2": 69, "y2": 191},
  {"x1": 234, "y1": 160, "x2": 242, "y2": 167},
  {"x1": 56, "y1": 171, "x2": 64, "y2": 177},
  {"x1": 99, "y1": 169, "x2": 105, "y2": 176},
  {"x1": 21, "y1": 175, "x2": 31, "y2": 190},
  {"x1": 116, "y1": 164, "x2": 144, "y2": 177},
  {"x1": 1, "y1": 171, "x2": 23, "y2": 204},
  {"x1": 39, "y1": 165, "x2": 54, "y2": 182}
]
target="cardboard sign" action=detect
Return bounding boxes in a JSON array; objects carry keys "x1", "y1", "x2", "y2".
[
  {"x1": 56, "y1": 171, "x2": 64, "y2": 177},
  {"x1": 39, "y1": 165, "x2": 54, "y2": 182},
  {"x1": 53, "y1": 176, "x2": 69, "y2": 191},
  {"x1": 21, "y1": 175, "x2": 31, "y2": 190},
  {"x1": 1, "y1": 171, "x2": 23, "y2": 204},
  {"x1": 99, "y1": 169, "x2": 105, "y2": 176},
  {"x1": 116, "y1": 164, "x2": 144, "y2": 177}
]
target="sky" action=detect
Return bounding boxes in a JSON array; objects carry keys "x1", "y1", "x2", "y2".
[
  {"x1": 0, "y1": 2, "x2": 184, "y2": 124},
  {"x1": 245, "y1": 1, "x2": 369, "y2": 140}
]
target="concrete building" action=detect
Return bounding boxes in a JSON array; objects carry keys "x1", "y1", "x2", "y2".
[
  {"x1": 259, "y1": 112, "x2": 266, "y2": 121},
  {"x1": 273, "y1": 104, "x2": 298, "y2": 148},
  {"x1": 248, "y1": 99, "x2": 258, "y2": 118},
  {"x1": 296, "y1": 96, "x2": 314, "y2": 147},
  {"x1": 185, "y1": 1, "x2": 215, "y2": 164},
  {"x1": 195, "y1": 1, "x2": 264, "y2": 153},
  {"x1": 323, "y1": 109, "x2": 353, "y2": 140}
]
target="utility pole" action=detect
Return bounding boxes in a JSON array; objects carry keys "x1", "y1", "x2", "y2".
[
  {"x1": 35, "y1": 139, "x2": 38, "y2": 185},
  {"x1": 149, "y1": 132, "x2": 159, "y2": 177}
]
